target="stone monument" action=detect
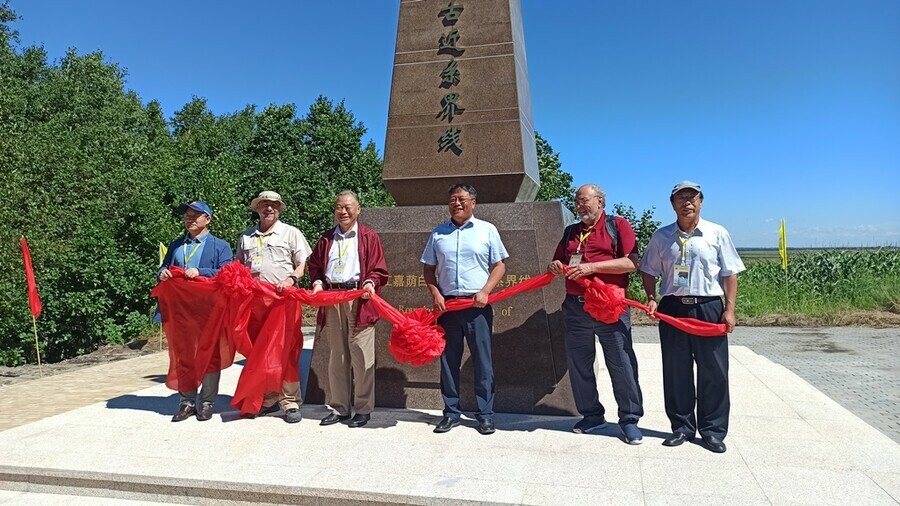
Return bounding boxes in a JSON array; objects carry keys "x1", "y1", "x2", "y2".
[{"x1": 306, "y1": 0, "x2": 578, "y2": 415}]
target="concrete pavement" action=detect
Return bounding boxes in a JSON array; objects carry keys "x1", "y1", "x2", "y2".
[{"x1": 1, "y1": 327, "x2": 898, "y2": 505}]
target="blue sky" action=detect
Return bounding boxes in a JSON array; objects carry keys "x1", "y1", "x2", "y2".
[{"x1": 10, "y1": 0, "x2": 899, "y2": 247}]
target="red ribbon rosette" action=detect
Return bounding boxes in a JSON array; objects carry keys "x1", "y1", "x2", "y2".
[
  {"x1": 567, "y1": 267, "x2": 726, "y2": 337},
  {"x1": 580, "y1": 277, "x2": 627, "y2": 324}
]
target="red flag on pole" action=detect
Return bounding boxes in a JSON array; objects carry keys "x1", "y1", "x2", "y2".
[{"x1": 20, "y1": 236, "x2": 42, "y2": 318}]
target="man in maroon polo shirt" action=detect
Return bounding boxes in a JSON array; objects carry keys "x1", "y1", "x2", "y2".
[{"x1": 548, "y1": 184, "x2": 645, "y2": 444}]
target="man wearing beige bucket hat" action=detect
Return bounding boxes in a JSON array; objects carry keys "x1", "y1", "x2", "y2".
[{"x1": 236, "y1": 190, "x2": 313, "y2": 423}]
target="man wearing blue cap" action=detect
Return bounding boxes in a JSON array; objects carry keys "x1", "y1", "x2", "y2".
[
  {"x1": 640, "y1": 181, "x2": 745, "y2": 453},
  {"x1": 158, "y1": 200, "x2": 234, "y2": 421}
]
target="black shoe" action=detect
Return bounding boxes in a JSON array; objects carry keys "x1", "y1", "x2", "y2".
[
  {"x1": 284, "y1": 408, "x2": 302, "y2": 424},
  {"x1": 703, "y1": 436, "x2": 727, "y2": 453},
  {"x1": 348, "y1": 413, "x2": 371, "y2": 428},
  {"x1": 171, "y1": 403, "x2": 195, "y2": 422},
  {"x1": 258, "y1": 403, "x2": 281, "y2": 417},
  {"x1": 572, "y1": 415, "x2": 607, "y2": 434},
  {"x1": 662, "y1": 432, "x2": 693, "y2": 447},
  {"x1": 476, "y1": 418, "x2": 496, "y2": 435},
  {"x1": 320, "y1": 413, "x2": 351, "y2": 426},
  {"x1": 433, "y1": 416, "x2": 461, "y2": 433},
  {"x1": 196, "y1": 402, "x2": 213, "y2": 421}
]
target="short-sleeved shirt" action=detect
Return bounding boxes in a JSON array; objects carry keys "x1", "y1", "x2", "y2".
[
  {"x1": 236, "y1": 220, "x2": 312, "y2": 284},
  {"x1": 420, "y1": 216, "x2": 509, "y2": 296},
  {"x1": 639, "y1": 218, "x2": 746, "y2": 297},
  {"x1": 552, "y1": 213, "x2": 638, "y2": 295},
  {"x1": 172, "y1": 232, "x2": 208, "y2": 269}
]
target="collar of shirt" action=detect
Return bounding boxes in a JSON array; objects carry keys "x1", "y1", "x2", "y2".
[
  {"x1": 676, "y1": 217, "x2": 708, "y2": 237},
  {"x1": 332, "y1": 222, "x2": 359, "y2": 240},
  {"x1": 446, "y1": 217, "x2": 476, "y2": 231},
  {"x1": 184, "y1": 231, "x2": 210, "y2": 244},
  {"x1": 252, "y1": 220, "x2": 283, "y2": 237}
]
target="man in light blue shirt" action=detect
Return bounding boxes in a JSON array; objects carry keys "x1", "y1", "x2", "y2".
[
  {"x1": 157, "y1": 200, "x2": 233, "y2": 422},
  {"x1": 640, "y1": 181, "x2": 745, "y2": 453},
  {"x1": 421, "y1": 183, "x2": 508, "y2": 435}
]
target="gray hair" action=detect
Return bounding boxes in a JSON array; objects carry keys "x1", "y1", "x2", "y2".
[
  {"x1": 335, "y1": 190, "x2": 360, "y2": 206},
  {"x1": 585, "y1": 184, "x2": 606, "y2": 201}
]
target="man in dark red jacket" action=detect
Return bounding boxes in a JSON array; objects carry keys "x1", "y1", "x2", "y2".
[{"x1": 308, "y1": 190, "x2": 389, "y2": 428}]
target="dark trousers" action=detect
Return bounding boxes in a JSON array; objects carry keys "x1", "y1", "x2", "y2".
[
  {"x1": 179, "y1": 371, "x2": 220, "y2": 406},
  {"x1": 658, "y1": 296, "x2": 730, "y2": 440},
  {"x1": 562, "y1": 295, "x2": 643, "y2": 425},
  {"x1": 437, "y1": 305, "x2": 495, "y2": 421}
]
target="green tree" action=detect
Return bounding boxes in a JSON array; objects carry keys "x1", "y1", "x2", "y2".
[
  {"x1": 612, "y1": 203, "x2": 660, "y2": 256},
  {"x1": 534, "y1": 131, "x2": 575, "y2": 213},
  {"x1": 0, "y1": 3, "x2": 391, "y2": 365}
]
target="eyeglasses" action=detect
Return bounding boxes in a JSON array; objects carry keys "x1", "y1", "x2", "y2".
[
  {"x1": 574, "y1": 196, "x2": 600, "y2": 206},
  {"x1": 448, "y1": 197, "x2": 472, "y2": 204},
  {"x1": 673, "y1": 193, "x2": 700, "y2": 203},
  {"x1": 334, "y1": 205, "x2": 358, "y2": 212}
]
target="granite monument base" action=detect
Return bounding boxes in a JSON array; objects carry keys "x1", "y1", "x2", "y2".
[{"x1": 305, "y1": 202, "x2": 579, "y2": 416}]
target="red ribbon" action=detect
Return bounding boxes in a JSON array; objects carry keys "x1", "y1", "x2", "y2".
[
  {"x1": 153, "y1": 263, "x2": 724, "y2": 415},
  {"x1": 568, "y1": 270, "x2": 726, "y2": 337}
]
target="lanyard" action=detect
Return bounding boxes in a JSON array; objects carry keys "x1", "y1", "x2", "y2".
[
  {"x1": 576, "y1": 228, "x2": 593, "y2": 253},
  {"x1": 677, "y1": 232, "x2": 694, "y2": 263},
  {"x1": 255, "y1": 235, "x2": 270, "y2": 255},
  {"x1": 182, "y1": 239, "x2": 201, "y2": 265},
  {"x1": 336, "y1": 235, "x2": 353, "y2": 262}
]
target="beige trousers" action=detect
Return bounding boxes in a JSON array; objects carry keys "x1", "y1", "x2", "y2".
[
  {"x1": 321, "y1": 300, "x2": 376, "y2": 416},
  {"x1": 263, "y1": 381, "x2": 301, "y2": 411}
]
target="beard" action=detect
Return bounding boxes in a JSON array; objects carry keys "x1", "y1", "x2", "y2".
[{"x1": 579, "y1": 209, "x2": 600, "y2": 225}]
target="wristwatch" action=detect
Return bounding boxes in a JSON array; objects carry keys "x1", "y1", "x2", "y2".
[{"x1": 288, "y1": 275, "x2": 300, "y2": 286}]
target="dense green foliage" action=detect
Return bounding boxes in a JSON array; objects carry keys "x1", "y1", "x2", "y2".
[
  {"x1": 738, "y1": 249, "x2": 900, "y2": 317},
  {"x1": 0, "y1": 4, "x2": 391, "y2": 365}
]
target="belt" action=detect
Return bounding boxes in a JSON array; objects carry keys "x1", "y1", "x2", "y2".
[
  {"x1": 566, "y1": 294, "x2": 587, "y2": 303},
  {"x1": 327, "y1": 281, "x2": 359, "y2": 290},
  {"x1": 664, "y1": 295, "x2": 721, "y2": 305},
  {"x1": 443, "y1": 294, "x2": 475, "y2": 300}
]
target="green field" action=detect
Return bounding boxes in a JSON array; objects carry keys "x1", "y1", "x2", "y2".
[
  {"x1": 629, "y1": 248, "x2": 900, "y2": 319},
  {"x1": 730, "y1": 248, "x2": 899, "y2": 317},
  {"x1": 737, "y1": 247, "x2": 899, "y2": 265}
]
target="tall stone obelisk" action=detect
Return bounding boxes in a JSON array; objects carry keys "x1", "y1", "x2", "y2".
[
  {"x1": 382, "y1": 0, "x2": 541, "y2": 205},
  {"x1": 306, "y1": 0, "x2": 577, "y2": 416}
]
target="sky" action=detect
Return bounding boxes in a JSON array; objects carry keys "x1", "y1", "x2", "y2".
[{"x1": 10, "y1": 0, "x2": 899, "y2": 247}]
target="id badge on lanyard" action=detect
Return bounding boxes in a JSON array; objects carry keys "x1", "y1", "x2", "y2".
[
  {"x1": 332, "y1": 236, "x2": 352, "y2": 283},
  {"x1": 674, "y1": 233, "x2": 693, "y2": 287},
  {"x1": 332, "y1": 260, "x2": 346, "y2": 282},
  {"x1": 569, "y1": 228, "x2": 592, "y2": 267},
  {"x1": 674, "y1": 263, "x2": 690, "y2": 287},
  {"x1": 251, "y1": 234, "x2": 268, "y2": 273}
]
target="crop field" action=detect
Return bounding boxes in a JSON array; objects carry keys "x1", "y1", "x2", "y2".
[{"x1": 629, "y1": 248, "x2": 900, "y2": 318}]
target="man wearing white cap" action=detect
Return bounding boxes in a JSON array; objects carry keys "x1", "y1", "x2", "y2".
[
  {"x1": 236, "y1": 191, "x2": 312, "y2": 423},
  {"x1": 640, "y1": 181, "x2": 745, "y2": 453}
]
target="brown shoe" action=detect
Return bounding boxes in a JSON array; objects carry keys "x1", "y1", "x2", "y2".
[
  {"x1": 171, "y1": 403, "x2": 196, "y2": 422},
  {"x1": 196, "y1": 402, "x2": 213, "y2": 421}
]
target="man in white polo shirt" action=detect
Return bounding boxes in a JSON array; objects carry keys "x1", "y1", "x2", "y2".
[
  {"x1": 640, "y1": 181, "x2": 745, "y2": 453},
  {"x1": 421, "y1": 183, "x2": 509, "y2": 435},
  {"x1": 236, "y1": 190, "x2": 312, "y2": 423}
]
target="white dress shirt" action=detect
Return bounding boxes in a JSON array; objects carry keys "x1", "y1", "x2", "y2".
[{"x1": 640, "y1": 218, "x2": 745, "y2": 297}]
